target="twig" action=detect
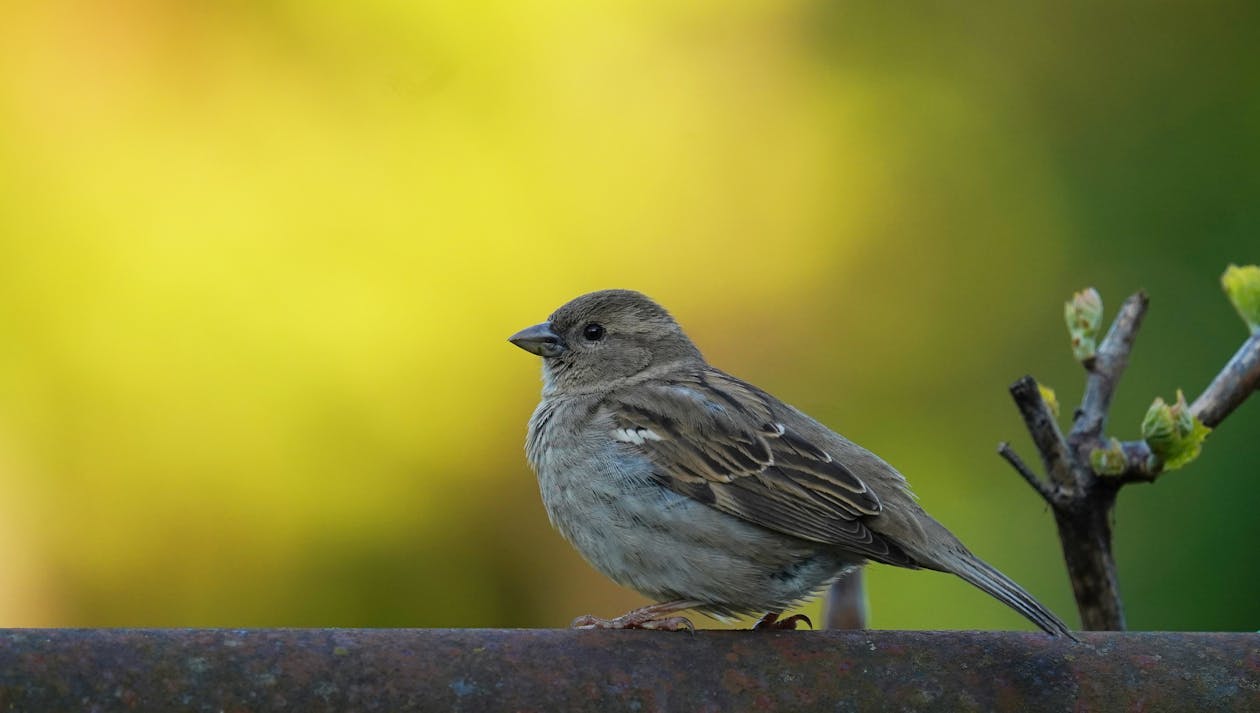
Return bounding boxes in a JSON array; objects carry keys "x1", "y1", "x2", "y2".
[
  {"x1": 1190, "y1": 333, "x2": 1260, "y2": 428},
  {"x1": 822, "y1": 568, "x2": 867, "y2": 630},
  {"x1": 1001, "y1": 283, "x2": 1260, "y2": 631},
  {"x1": 997, "y1": 442, "x2": 1055, "y2": 504},
  {"x1": 1008, "y1": 377, "x2": 1077, "y2": 492},
  {"x1": 1070, "y1": 292, "x2": 1149, "y2": 448}
]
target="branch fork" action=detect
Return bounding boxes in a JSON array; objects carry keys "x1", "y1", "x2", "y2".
[{"x1": 1001, "y1": 286, "x2": 1260, "y2": 630}]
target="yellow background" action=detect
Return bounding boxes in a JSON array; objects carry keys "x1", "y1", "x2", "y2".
[{"x1": 1, "y1": 1, "x2": 1257, "y2": 630}]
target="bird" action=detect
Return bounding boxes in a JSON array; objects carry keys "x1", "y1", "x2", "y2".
[{"x1": 509, "y1": 289, "x2": 1072, "y2": 636}]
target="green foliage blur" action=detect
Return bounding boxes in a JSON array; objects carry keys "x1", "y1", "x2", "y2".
[{"x1": 1, "y1": 1, "x2": 1257, "y2": 631}]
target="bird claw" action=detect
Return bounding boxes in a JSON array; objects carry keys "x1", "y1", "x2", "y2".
[
  {"x1": 570, "y1": 613, "x2": 695, "y2": 632},
  {"x1": 753, "y1": 612, "x2": 813, "y2": 631},
  {"x1": 638, "y1": 616, "x2": 695, "y2": 632}
]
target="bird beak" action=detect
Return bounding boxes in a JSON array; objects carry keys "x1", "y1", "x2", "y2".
[{"x1": 509, "y1": 322, "x2": 566, "y2": 358}]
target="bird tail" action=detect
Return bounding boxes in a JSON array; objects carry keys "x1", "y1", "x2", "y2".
[{"x1": 946, "y1": 554, "x2": 1076, "y2": 639}]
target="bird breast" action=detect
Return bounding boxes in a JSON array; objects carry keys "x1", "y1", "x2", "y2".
[{"x1": 525, "y1": 395, "x2": 858, "y2": 614}]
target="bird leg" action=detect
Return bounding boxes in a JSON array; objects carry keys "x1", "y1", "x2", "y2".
[
  {"x1": 570, "y1": 600, "x2": 701, "y2": 631},
  {"x1": 753, "y1": 611, "x2": 813, "y2": 630}
]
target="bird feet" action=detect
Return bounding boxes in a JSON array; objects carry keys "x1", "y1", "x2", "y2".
[
  {"x1": 753, "y1": 611, "x2": 813, "y2": 630},
  {"x1": 570, "y1": 601, "x2": 699, "y2": 631}
]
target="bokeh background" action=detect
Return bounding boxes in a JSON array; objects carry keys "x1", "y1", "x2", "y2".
[{"x1": 1, "y1": 1, "x2": 1257, "y2": 631}]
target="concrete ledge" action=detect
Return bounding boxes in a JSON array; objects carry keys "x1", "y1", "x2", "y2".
[{"x1": 1, "y1": 629, "x2": 1256, "y2": 712}]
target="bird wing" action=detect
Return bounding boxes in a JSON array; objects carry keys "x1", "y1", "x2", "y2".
[{"x1": 606, "y1": 368, "x2": 912, "y2": 566}]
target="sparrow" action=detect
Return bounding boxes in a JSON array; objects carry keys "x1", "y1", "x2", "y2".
[{"x1": 510, "y1": 289, "x2": 1072, "y2": 636}]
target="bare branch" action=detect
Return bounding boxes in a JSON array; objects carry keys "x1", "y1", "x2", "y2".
[
  {"x1": 822, "y1": 568, "x2": 867, "y2": 630},
  {"x1": 1005, "y1": 281, "x2": 1257, "y2": 632},
  {"x1": 997, "y1": 442, "x2": 1055, "y2": 504},
  {"x1": 1071, "y1": 292, "x2": 1149, "y2": 445},
  {"x1": 1190, "y1": 333, "x2": 1260, "y2": 428},
  {"x1": 1052, "y1": 493, "x2": 1125, "y2": 631},
  {"x1": 1009, "y1": 376, "x2": 1077, "y2": 491}
]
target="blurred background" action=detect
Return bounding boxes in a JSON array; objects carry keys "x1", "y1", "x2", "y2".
[{"x1": 0, "y1": 0, "x2": 1257, "y2": 632}]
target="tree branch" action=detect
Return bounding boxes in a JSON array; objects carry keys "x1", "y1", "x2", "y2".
[
  {"x1": 1009, "y1": 376, "x2": 1077, "y2": 491},
  {"x1": 997, "y1": 441, "x2": 1055, "y2": 504},
  {"x1": 1113, "y1": 440, "x2": 1157, "y2": 483},
  {"x1": 822, "y1": 568, "x2": 867, "y2": 630},
  {"x1": 1070, "y1": 292, "x2": 1149, "y2": 448},
  {"x1": 1002, "y1": 278, "x2": 1260, "y2": 631},
  {"x1": 1051, "y1": 486, "x2": 1124, "y2": 630},
  {"x1": 1118, "y1": 331, "x2": 1258, "y2": 484},
  {"x1": 1190, "y1": 332, "x2": 1260, "y2": 428}
]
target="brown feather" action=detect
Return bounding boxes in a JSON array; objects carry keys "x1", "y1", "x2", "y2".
[{"x1": 606, "y1": 366, "x2": 912, "y2": 566}]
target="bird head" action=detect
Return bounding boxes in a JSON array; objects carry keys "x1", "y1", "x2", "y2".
[{"x1": 509, "y1": 289, "x2": 703, "y2": 394}]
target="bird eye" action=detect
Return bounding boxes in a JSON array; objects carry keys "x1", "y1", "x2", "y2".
[{"x1": 582, "y1": 323, "x2": 605, "y2": 341}]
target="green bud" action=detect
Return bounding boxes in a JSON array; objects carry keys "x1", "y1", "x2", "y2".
[
  {"x1": 1222, "y1": 264, "x2": 1260, "y2": 333},
  {"x1": 1141, "y1": 390, "x2": 1212, "y2": 471},
  {"x1": 1141, "y1": 396, "x2": 1174, "y2": 447},
  {"x1": 1090, "y1": 438, "x2": 1127, "y2": 476},
  {"x1": 1038, "y1": 383, "x2": 1060, "y2": 419},
  {"x1": 1064, "y1": 287, "x2": 1103, "y2": 362}
]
